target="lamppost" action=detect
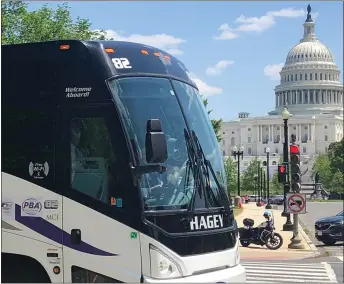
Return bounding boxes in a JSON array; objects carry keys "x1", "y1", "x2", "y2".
[
  {"x1": 312, "y1": 116, "x2": 316, "y2": 154},
  {"x1": 265, "y1": 147, "x2": 272, "y2": 209},
  {"x1": 256, "y1": 160, "x2": 261, "y2": 206},
  {"x1": 254, "y1": 174, "x2": 258, "y2": 200},
  {"x1": 281, "y1": 106, "x2": 293, "y2": 231},
  {"x1": 261, "y1": 167, "x2": 264, "y2": 204},
  {"x1": 232, "y1": 146, "x2": 244, "y2": 196}
]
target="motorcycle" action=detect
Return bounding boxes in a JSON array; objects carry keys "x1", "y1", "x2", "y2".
[{"x1": 238, "y1": 218, "x2": 283, "y2": 250}]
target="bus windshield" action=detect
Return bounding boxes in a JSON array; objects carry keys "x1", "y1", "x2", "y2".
[{"x1": 108, "y1": 77, "x2": 228, "y2": 211}]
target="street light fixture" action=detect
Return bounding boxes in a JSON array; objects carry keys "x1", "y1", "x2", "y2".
[
  {"x1": 265, "y1": 147, "x2": 272, "y2": 209},
  {"x1": 232, "y1": 145, "x2": 244, "y2": 196},
  {"x1": 281, "y1": 106, "x2": 293, "y2": 231}
]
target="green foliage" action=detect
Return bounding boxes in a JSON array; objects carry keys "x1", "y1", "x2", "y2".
[
  {"x1": 202, "y1": 97, "x2": 223, "y2": 142},
  {"x1": 313, "y1": 139, "x2": 344, "y2": 192},
  {"x1": 224, "y1": 157, "x2": 238, "y2": 196},
  {"x1": 1, "y1": 1, "x2": 105, "y2": 44},
  {"x1": 271, "y1": 156, "x2": 284, "y2": 194},
  {"x1": 241, "y1": 158, "x2": 260, "y2": 194},
  {"x1": 327, "y1": 139, "x2": 344, "y2": 174}
]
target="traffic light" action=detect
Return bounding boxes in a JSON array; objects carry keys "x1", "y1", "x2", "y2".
[
  {"x1": 290, "y1": 144, "x2": 301, "y2": 192},
  {"x1": 277, "y1": 164, "x2": 287, "y2": 183}
]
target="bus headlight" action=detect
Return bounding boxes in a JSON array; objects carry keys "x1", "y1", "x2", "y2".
[{"x1": 149, "y1": 245, "x2": 183, "y2": 279}]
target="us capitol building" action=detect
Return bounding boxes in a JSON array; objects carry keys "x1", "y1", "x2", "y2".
[{"x1": 220, "y1": 6, "x2": 343, "y2": 179}]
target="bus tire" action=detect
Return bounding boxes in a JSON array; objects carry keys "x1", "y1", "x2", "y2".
[{"x1": 1, "y1": 253, "x2": 51, "y2": 283}]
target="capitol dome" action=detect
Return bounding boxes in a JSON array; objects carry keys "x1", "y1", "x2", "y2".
[
  {"x1": 270, "y1": 5, "x2": 343, "y2": 116},
  {"x1": 285, "y1": 41, "x2": 335, "y2": 65}
]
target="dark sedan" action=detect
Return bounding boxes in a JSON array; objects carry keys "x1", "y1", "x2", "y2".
[{"x1": 315, "y1": 210, "x2": 344, "y2": 245}]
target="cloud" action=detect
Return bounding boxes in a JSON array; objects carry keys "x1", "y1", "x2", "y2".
[
  {"x1": 206, "y1": 60, "x2": 234, "y2": 76},
  {"x1": 101, "y1": 29, "x2": 185, "y2": 55},
  {"x1": 264, "y1": 63, "x2": 283, "y2": 80},
  {"x1": 214, "y1": 7, "x2": 307, "y2": 40},
  {"x1": 213, "y1": 24, "x2": 238, "y2": 40},
  {"x1": 190, "y1": 73, "x2": 223, "y2": 97}
]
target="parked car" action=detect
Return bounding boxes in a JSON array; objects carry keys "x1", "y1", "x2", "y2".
[{"x1": 315, "y1": 210, "x2": 344, "y2": 245}]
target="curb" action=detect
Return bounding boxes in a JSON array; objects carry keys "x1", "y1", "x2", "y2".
[{"x1": 298, "y1": 221, "x2": 319, "y2": 253}]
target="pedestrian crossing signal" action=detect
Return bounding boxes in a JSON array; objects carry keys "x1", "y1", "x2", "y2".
[{"x1": 278, "y1": 164, "x2": 287, "y2": 183}]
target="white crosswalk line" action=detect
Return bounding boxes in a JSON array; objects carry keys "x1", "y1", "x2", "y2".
[{"x1": 242, "y1": 261, "x2": 338, "y2": 283}]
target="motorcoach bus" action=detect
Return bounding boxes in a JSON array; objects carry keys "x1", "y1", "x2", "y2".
[{"x1": 1, "y1": 40, "x2": 245, "y2": 283}]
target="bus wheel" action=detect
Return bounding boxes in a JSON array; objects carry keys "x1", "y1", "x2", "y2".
[{"x1": 2, "y1": 253, "x2": 51, "y2": 283}]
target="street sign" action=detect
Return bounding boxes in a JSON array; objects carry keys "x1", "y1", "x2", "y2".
[{"x1": 286, "y1": 193, "x2": 306, "y2": 214}]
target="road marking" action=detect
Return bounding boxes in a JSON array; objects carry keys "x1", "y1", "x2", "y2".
[
  {"x1": 322, "y1": 262, "x2": 338, "y2": 282},
  {"x1": 243, "y1": 261, "x2": 338, "y2": 283},
  {"x1": 336, "y1": 256, "x2": 343, "y2": 261}
]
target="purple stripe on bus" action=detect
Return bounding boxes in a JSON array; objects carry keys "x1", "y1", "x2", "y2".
[{"x1": 15, "y1": 204, "x2": 116, "y2": 256}]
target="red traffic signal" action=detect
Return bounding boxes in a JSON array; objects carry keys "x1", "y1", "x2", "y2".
[
  {"x1": 290, "y1": 145, "x2": 299, "y2": 154},
  {"x1": 278, "y1": 164, "x2": 287, "y2": 173}
]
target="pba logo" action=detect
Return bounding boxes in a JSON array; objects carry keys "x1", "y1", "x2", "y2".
[{"x1": 22, "y1": 198, "x2": 42, "y2": 216}]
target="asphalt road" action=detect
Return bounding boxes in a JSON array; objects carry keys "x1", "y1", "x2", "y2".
[{"x1": 299, "y1": 201, "x2": 343, "y2": 257}]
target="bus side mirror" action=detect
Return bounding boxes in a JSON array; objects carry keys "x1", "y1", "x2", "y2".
[{"x1": 145, "y1": 119, "x2": 168, "y2": 164}]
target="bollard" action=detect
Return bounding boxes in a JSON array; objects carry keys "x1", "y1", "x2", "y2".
[{"x1": 234, "y1": 196, "x2": 241, "y2": 208}]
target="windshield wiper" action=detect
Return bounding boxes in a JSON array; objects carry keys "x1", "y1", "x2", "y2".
[
  {"x1": 183, "y1": 129, "x2": 203, "y2": 214},
  {"x1": 190, "y1": 130, "x2": 231, "y2": 212}
]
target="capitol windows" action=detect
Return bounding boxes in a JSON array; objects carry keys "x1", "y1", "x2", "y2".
[
  {"x1": 287, "y1": 75, "x2": 290, "y2": 81},
  {"x1": 248, "y1": 128, "x2": 251, "y2": 131},
  {"x1": 295, "y1": 74, "x2": 297, "y2": 81},
  {"x1": 305, "y1": 74, "x2": 308, "y2": 80},
  {"x1": 231, "y1": 137, "x2": 235, "y2": 146},
  {"x1": 248, "y1": 148, "x2": 252, "y2": 155},
  {"x1": 291, "y1": 75, "x2": 293, "y2": 81},
  {"x1": 315, "y1": 73, "x2": 318, "y2": 80},
  {"x1": 320, "y1": 73, "x2": 323, "y2": 80},
  {"x1": 325, "y1": 74, "x2": 328, "y2": 80},
  {"x1": 248, "y1": 137, "x2": 251, "y2": 143},
  {"x1": 310, "y1": 73, "x2": 313, "y2": 80},
  {"x1": 303, "y1": 147, "x2": 307, "y2": 154},
  {"x1": 325, "y1": 135, "x2": 328, "y2": 141},
  {"x1": 300, "y1": 74, "x2": 302, "y2": 80}
]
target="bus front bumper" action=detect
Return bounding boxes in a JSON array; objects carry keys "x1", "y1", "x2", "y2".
[{"x1": 143, "y1": 264, "x2": 246, "y2": 283}]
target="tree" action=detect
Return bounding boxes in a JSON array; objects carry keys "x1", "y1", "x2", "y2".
[
  {"x1": 224, "y1": 157, "x2": 237, "y2": 196},
  {"x1": 270, "y1": 156, "x2": 284, "y2": 194},
  {"x1": 1, "y1": 1, "x2": 105, "y2": 45},
  {"x1": 202, "y1": 97, "x2": 223, "y2": 142},
  {"x1": 313, "y1": 139, "x2": 344, "y2": 192},
  {"x1": 327, "y1": 139, "x2": 344, "y2": 174},
  {"x1": 241, "y1": 158, "x2": 259, "y2": 194},
  {"x1": 312, "y1": 154, "x2": 333, "y2": 190}
]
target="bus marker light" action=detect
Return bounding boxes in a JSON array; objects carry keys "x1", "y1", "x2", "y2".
[
  {"x1": 105, "y1": 48, "x2": 115, "y2": 53},
  {"x1": 59, "y1": 45, "x2": 70, "y2": 50},
  {"x1": 153, "y1": 52, "x2": 160, "y2": 57},
  {"x1": 141, "y1": 50, "x2": 149, "y2": 55}
]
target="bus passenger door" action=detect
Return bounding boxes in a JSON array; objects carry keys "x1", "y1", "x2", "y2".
[{"x1": 56, "y1": 106, "x2": 142, "y2": 283}]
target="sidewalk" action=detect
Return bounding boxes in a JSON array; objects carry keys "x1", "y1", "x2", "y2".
[{"x1": 236, "y1": 203, "x2": 318, "y2": 260}]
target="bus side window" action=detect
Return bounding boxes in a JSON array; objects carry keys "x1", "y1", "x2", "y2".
[
  {"x1": 70, "y1": 117, "x2": 117, "y2": 205},
  {"x1": 2, "y1": 107, "x2": 55, "y2": 191}
]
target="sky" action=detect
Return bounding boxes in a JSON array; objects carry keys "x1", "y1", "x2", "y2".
[{"x1": 28, "y1": 1, "x2": 344, "y2": 121}]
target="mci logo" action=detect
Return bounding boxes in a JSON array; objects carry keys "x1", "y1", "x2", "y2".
[{"x1": 22, "y1": 198, "x2": 42, "y2": 217}]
